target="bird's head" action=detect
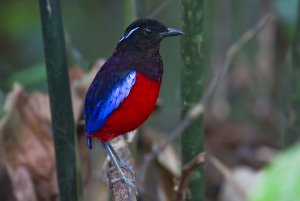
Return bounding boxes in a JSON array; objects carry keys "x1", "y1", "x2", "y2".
[{"x1": 117, "y1": 18, "x2": 183, "y2": 52}]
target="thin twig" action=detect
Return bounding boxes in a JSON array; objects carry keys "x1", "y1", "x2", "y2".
[
  {"x1": 207, "y1": 153, "x2": 247, "y2": 200},
  {"x1": 148, "y1": 0, "x2": 170, "y2": 19},
  {"x1": 177, "y1": 152, "x2": 205, "y2": 201},
  {"x1": 138, "y1": 14, "x2": 272, "y2": 186}
]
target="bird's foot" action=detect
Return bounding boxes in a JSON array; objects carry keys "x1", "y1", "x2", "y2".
[
  {"x1": 109, "y1": 160, "x2": 135, "y2": 176},
  {"x1": 110, "y1": 174, "x2": 136, "y2": 189}
]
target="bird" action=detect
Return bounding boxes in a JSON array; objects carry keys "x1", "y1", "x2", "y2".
[{"x1": 84, "y1": 18, "x2": 183, "y2": 188}]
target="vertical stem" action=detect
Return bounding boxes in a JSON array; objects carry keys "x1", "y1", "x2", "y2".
[
  {"x1": 124, "y1": 0, "x2": 145, "y2": 28},
  {"x1": 124, "y1": 0, "x2": 136, "y2": 28},
  {"x1": 181, "y1": 0, "x2": 204, "y2": 201},
  {"x1": 288, "y1": 0, "x2": 300, "y2": 144},
  {"x1": 39, "y1": 1, "x2": 79, "y2": 201},
  {"x1": 134, "y1": 0, "x2": 146, "y2": 18}
]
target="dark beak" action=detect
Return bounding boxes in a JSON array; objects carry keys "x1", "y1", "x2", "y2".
[{"x1": 161, "y1": 28, "x2": 184, "y2": 37}]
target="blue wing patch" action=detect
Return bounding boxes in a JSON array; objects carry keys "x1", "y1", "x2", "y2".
[{"x1": 84, "y1": 70, "x2": 136, "y2": 134}]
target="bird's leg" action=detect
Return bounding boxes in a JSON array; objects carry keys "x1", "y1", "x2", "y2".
[
  {"x1": 86, "y1": 136, "x2": 92, "y2": 149},
  {"x1": 102, "y1": 142, "x2": 135, "y2": 188},
  {"x1": 107, "y1": 143, "x2": 135, "y2": 175}
]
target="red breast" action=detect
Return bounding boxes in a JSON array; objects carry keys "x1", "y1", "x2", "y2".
[{"x1": 86, "y1": 72, "x2": 160, "y2": 142}]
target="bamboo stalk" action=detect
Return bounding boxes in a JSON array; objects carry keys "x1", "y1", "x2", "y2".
[
  {"x1": 181, "y1": 0, "x2": 205, "y2": 200},
  {"x1": 124, "y1": 0, "x2": 136, "y2": 28},
  {"x1": 39, "y1": 0, "x2": 79, "y2": 201}
]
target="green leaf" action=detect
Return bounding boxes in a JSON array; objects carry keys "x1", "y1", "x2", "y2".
[
  {"x1": 4, "y1": 63, "x2": 46, "y2": 90},
  {"x1": 249, "y1": 145, "x2": 300, "y2": 201}
]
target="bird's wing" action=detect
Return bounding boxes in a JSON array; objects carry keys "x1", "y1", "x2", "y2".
[{"x1": 84, "y1": 69, "x2": 136, "y2": 133}]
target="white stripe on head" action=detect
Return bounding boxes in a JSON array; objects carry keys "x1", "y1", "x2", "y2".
[{"x1": 119, "y1": 27, "x2": 140, "y2": 42}]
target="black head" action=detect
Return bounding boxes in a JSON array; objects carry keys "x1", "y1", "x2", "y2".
[{"x1": 118, "y1": 19, "x2": 183, "y2": 51}]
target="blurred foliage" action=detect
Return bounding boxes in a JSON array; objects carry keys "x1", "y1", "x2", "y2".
[
  {"x1": 273, "y1": 0, "x2": 298, "y2": 40},
  {"x1": 4, "y1": 63, "x2": 46, "y2": 91},
  {"x1": 0, "y1": 1, "x2": 42, "y2": 90},
  {"x1": 249, "y1": 145, "x2": 300, "y2": 201},
  {"x1": 0, "y1": 2, "x2": 39, "y2": 38},
  {"x1": 0, "y1": 90, "x2": 4, "y2": 118}
]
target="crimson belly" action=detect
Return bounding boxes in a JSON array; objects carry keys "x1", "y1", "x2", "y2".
[{"x1": 89, "y1": 72, "x2": 161, "y2": 142}]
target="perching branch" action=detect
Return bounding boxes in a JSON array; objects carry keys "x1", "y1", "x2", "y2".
[
  {"x1": 139, "y1": 14, "x2": 272, "y2": 186},
  {"x1": 105, "y1": 137, "x2": 137, "y2": 201}
]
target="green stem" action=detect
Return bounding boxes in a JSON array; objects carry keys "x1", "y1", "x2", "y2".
[
  {"x1": 287, "y1": 0, "x2": 300, "y2": 145},
  {"x1": 124, "y1": 0, "x2": 136, "y2": 28},
  {"x1": 39, "y1": 1, "x2": 79, "y2": 201},
  {"x1": 124, "y1": 0, "x2": 146, "y2": 28},
  {"x1": 134, "y1": 0, "x2": 146, "y2": 18},
  {"x1": 181, "y1": 0, "x2": 205, "y2": 200}
]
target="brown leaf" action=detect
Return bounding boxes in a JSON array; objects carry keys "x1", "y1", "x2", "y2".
[{"x1": 0, "y1": 84, "x2": 57, "y2": 201}]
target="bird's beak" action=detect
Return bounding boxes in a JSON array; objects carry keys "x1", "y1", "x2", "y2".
[{"x1": 161, "y1": 28, "x2": 184, "y2": 37}]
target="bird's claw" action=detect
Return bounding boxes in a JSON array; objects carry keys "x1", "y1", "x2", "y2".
[
  {"x1": 109, "y1": 161, "x2": 134, "y2": 176},
  {"x1": 110, "y1": 175, "x2": 136, "y2": 189}
]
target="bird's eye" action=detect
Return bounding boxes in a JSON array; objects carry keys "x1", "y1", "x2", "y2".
[{"x1": 144, "y1": 28, "x2": 152, "y2": 35}]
